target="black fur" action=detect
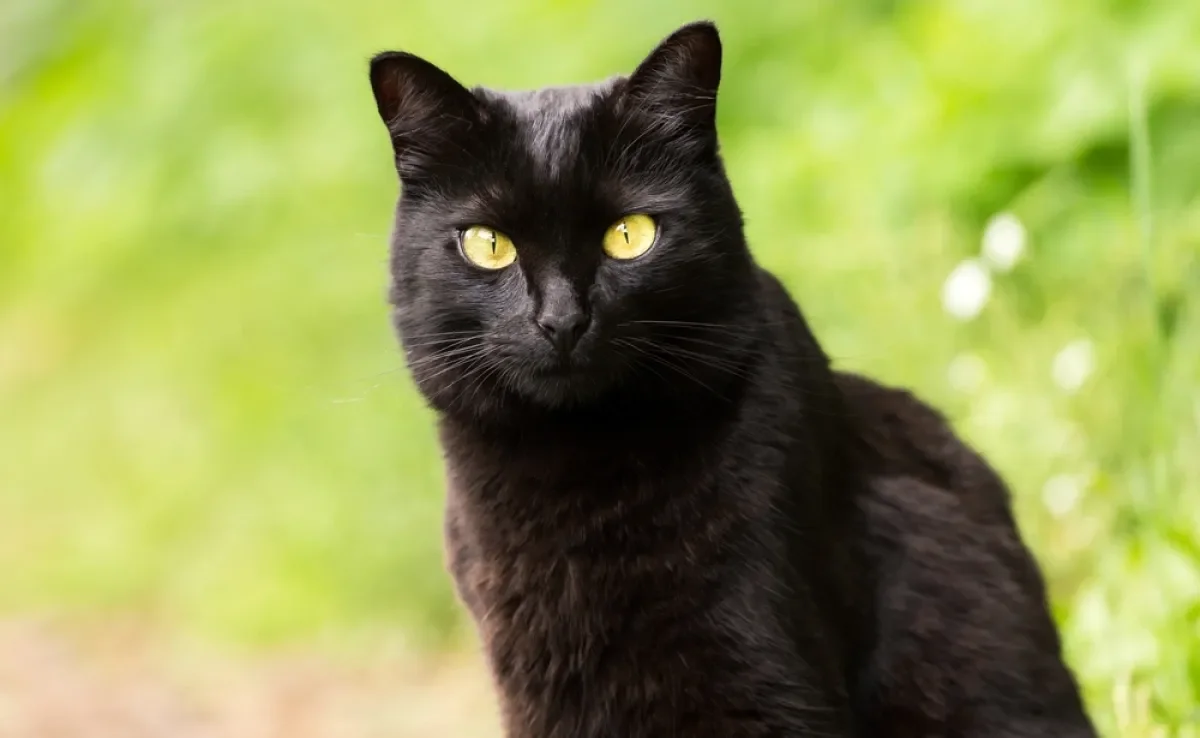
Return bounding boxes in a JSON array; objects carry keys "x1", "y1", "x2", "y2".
[{"x1": 368, "y1": 20, "x2": 1097, "y2": 738}]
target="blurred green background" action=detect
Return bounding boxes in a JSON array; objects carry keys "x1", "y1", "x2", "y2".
[{"x1": 1, "y1": 0, "x2": 1198, "y2": 735}]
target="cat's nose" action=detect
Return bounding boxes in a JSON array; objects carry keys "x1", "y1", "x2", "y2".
[{"x1": 537, "y1": 312, "x2": 589, "y2": 355}]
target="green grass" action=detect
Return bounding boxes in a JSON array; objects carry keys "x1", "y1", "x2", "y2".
[{"x1": 1, "y1": 0, "x2": 1198, "y2": 734}]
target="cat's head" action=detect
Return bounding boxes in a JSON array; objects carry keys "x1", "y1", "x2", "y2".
[{"x1": 369, "y1": 22, "x2": 760, "y2": 422}]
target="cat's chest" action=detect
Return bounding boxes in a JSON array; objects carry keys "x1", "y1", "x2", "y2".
[
  {"x1": 435, "y1": 425, "x2": 854, "y2": 736},
  {"x1": 439, "y1": 427, "x2": 774, "y2": 619},
  {"x1": 444, "y1": 476, "x2": 795, "y2": 738},
  {"x1": 444, "y1": 454, "x2": 744, "y2": 658},
  {"x1": 444, "y1": 463, "x2": 727, "y2": 621}
]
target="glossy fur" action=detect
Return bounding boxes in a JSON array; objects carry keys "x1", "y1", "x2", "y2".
[{"x1": 368, "y1": 21, "x2": 1097, "y2": 738}]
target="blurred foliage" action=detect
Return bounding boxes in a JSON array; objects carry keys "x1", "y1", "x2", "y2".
[{"x1": 1, "y1": 0, "x2": 1198, "y2": 734}]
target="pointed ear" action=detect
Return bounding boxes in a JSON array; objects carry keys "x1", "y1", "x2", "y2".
[
  {"x1": 368, "y1": 51, "x2": 482, "y2": 179},
  {"x1": 623, "y1": 21, "x2": 722, "y2": 133}
]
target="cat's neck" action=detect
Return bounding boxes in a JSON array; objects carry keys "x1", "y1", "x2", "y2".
[{"x1": 439, "y1": 386, "x2": 743, "y2": 481}]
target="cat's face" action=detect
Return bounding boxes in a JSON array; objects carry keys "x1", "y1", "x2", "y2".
[{"x1": 369, "y1": 22, "x2": 758, "y2": 421}]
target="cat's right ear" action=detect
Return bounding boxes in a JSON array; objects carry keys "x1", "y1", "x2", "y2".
[
  {"x1": 368, "y1": 51, "x2": 482, "y2": 179},
  {"x1": 620, "y1": 21, "x2": 722, "y2": 151}
]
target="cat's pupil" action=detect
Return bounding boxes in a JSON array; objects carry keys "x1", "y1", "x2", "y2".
[
  {"x1": 621, "y1": 223, "x2": 630, "y2": 243},
  {"x1": 489, "y1": 233, "x2": 496, "y2": 253}
]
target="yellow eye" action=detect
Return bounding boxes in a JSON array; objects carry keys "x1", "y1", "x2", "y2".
[
  {"x1": 602, "y1": 214, "x2": 657, "y2": 260},
  {"x1": 460, "y1": 226, "x2": 517, "y2": 270}
]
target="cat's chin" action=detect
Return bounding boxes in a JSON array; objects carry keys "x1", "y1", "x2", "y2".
[{"x1": 513, "y1": 365, "x2": 614, "y2": 409}]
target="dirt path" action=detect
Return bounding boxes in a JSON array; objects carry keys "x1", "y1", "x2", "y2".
[{"x1": 0, "y1": 619, "x2": 502, "y2": 738}]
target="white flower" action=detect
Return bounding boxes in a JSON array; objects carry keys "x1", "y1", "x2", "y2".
[
  {"x1": 1042, "y1": 471, "x2": 1090, "y2": 518},
  {"x1": 947, "y1": 352, "x2": 987, "y2": 393},
  {"x1": 941, "y1": 259, "x2": 992, "y2": 321},
  {"x1": 1052, "y1": 339, "x2": 1095, "y2": 393},
  {"x1": 981, "y1": 212, "x2": 1027, "y2": 272},
  {"x1": 1046, "y1": 472, "x2": 1094, "y2": 520}
]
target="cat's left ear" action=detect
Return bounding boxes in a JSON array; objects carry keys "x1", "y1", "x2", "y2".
[{"x1": 622, "y1": 21, "x2": 722, "y2": 139}]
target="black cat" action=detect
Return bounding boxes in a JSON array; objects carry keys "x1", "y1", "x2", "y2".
[{"x1": 367, "y1": 20, "x2": 1098, "y2": 738}]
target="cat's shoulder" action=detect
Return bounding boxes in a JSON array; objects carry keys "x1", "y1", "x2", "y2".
[
  {"x1": 832, "y1": 370, "x2": 1017, "y2": 526},
  {"x1": 834, "y1": 371, "x2": 957, "y2": 447}
]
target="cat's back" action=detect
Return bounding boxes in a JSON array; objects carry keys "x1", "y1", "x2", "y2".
[{"x1": 832, "y1": 372, "x2": 1096, "y2": 736}]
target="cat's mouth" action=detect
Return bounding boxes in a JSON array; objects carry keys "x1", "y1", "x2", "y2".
[
  {"x1": 531, "y1": 356, "x2": 586, "y2": 379},
  {"x1": 512, "y1": 348, "x2": 626, "y2": 406}
]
